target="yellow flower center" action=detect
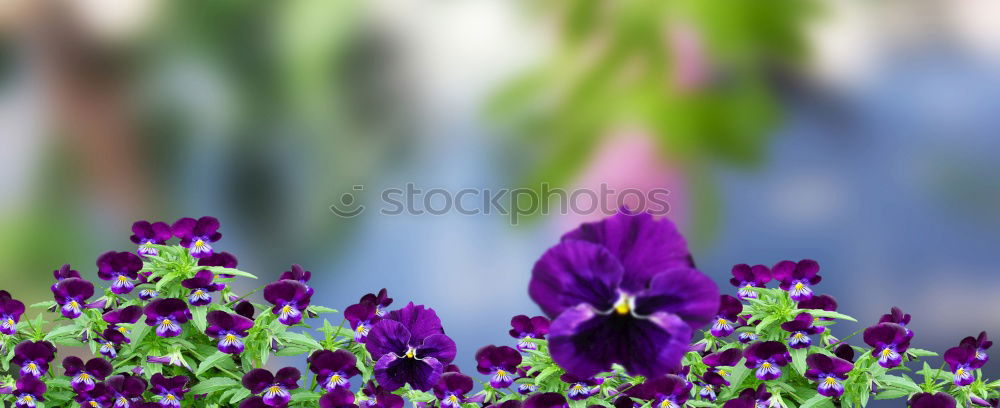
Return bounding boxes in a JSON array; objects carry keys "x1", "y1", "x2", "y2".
[
  {"x1": 194, "y1": 240, "x2": 205, "y2": 248},
  {"x1": 794, "y1": 282, "x2": 805, "y2": 291},
  {"x1": 118, "y1": 275, "x2": 128, "y2": 282},
  {"x1": 613, "y1": 295, "x2": 632, "y2": 315},
  {"x1": 716, "y1": 369, "x2": 728, "y2": 376},
  {"x1": 660, "y1": 399, "x2": 674, "y2": 408},
  {"x1": 761, "y1": 362, "x2": 772, "y2": 369},
  {"x1": 27, "y1": 363, "x2": 37, "y2": 370},
  {"x1": 118, "y1": 326, "x2": 128, "y2": 333},
  {"x1": 824, "y1": 377, "x2": 838, "y2": 386},
  {"x1": 448, "y1": 396, "x2": 460, "y2": 404},
  {"x1": 167, "y1": 394, "x2": 176, "y2": 401},
  {"x1": 717, "y1": 318, "x2": 728, "y2": 325},
  {"x1": 80, "y1": 373, "x2": 91, "y2": 380},
  {"x1": 195, "y1": 290, "x2": 205, "y2": 296},
  {"x1": 90, "y1": 402, "x2": 99, "y2": 407},
  {"x1": 881, "y1": 348, "x2": 893, "y2": 357},
  {"x1": 405, "y1": 349, "x2": 416, "y2": 358},
  {"x1": 356, "y1": 324, "x2": 366, "y2": 332},
  {"x1": 269, "y1": 385, "x2": 282, "y2": 393},
  {"x1": 282, "y1": 305, "x2": 293, "y2": 314},
  {"x1": 6, "y1": 318, "x2": 14, "y2": 325},
  {"x1": 956, "y1": 368, "x2": 965, "y2": 376},
  {"x1": 162, "y1": 319, "x2": 173, "y2": 327},
  {"x1": 225, "y1": 334, "x2": 237, "y2": 341}
]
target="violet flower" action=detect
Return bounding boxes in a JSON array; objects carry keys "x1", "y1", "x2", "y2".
[
  {"x1": 51, "y1": 264, "x2": 81, "y2": 290},
  {"x1": 834, "y1": 343, "x2": 855, "y2": 362},
  {"x1": 98, "y1": 328, "x2": 129, "y2": 358},
  {"x1": 475, "y1": 345, "x2": 522, "y2": 388},
  {"x1": 103, "y1": 305, "x2": 143, "y2": 335},
  {"x1": 433, "y1": 372, "x2": 474, "y2": 408},
  {"x1": 321, "y1": 389, "x2": 360, "y2": 408},
  {"x1": 242, "y1": 367, "x2": 301, "y2": 407},
  {"x1": 130, "y1": 220, "x2": 172, "y2": 256},
  {"x1": 181, "y1": 270, "x2": 220, "y2": 306},
  {"x1": 524, "y1": 393, "x2": 569, "y2": 408},
  {"x1": 0, "y1": 291, "x2": 24, "y2": 335},
  {"x1": 878, "y1": 307, "x2": 913, "y2": 340},
  {"x1": 143, "y1": 298, "x2": 192, "y2": 337},
  {"x1": 729, "y1": 264, "x2": 771, "y2": 300},
  {"x1": 74, "y1": 383, "x2": 112, "y2": 407},
  {"x1": 279, "y1": 264, "x2": 315, "y2": 296},
  {"x1": 863, "y1": 322, "x2": 910, "y2": 368},
  {"x1": 360, "y1": 381, "x2": 404, "y2": 408},
  {"x1": 509, "y1": 315, "x2": 550, "y2": 352},
  {"x1": 560, "y1": 374, "x2": 601, "y2": 400},
  {"x1": 345, "y1": 300, "x2": 380, "y2": 343},
  {"x1": 106, "y1": 374, "x2": 148, "y2": 408},
  {"x1": 723, "y1": 385, "x2": 772, "y2": 408},
  {"x1": 908, "y1": 392, "x2": 956, "y2": 408},
  {"x1": 772, "y1": 259, "x2": 821, "y2": 302},
  {"x1": 781, "y1": 313, "x2": 823, "y2": 349},
  {"x1": 205, "y1": 311, "x2": 254, "y2": 354},
  {"x1": 365, "y1": 303, "x2": 457, "y2": 391},
  {"x1": 263, "y1": 280, "x2": 312, "y2": 325},
  {"x1": 97, "y1": 251, "x2": 144, "y2": 294},
  {"x1": 63, "y1": 356, "x2": 113, "y2": 392},
  {"x1": 52, "y1": 278, "x2": 95, "y2": 319},
  {"x1": 360, "y1": 289, "x2": 393, "y2": 317},
  {"x1": 744, "y1": 341, "x2": 790, "y2": 380},
  {"x1": 961, "y1": 331, "x2": 992, "y2": 368},
  {"x1": 13, "y1": 377, "x2": 46, "y2": 408},
  {"x1": 529, "y1": 210, "x2": 718, "y2": 378},
  {"x1": 624, "y1": 374, "x2": 692, "y2": 408},
  {"x1": 711, "y1": 295, "x2": 742, "y2": 337},
  {"x1": 150, "y1": 373, "x2": 189, "y2": 408},
  {"x1": 797, "y1": 294, "x2": 838, "y2": 320},
  {"x1": 944, "y1": 344, "x2": 978, "y2": 386},
  {"x1": 308, "y1": 349, "x2": 360, "y2": 391},
  {"x1": 234, "y1": 300, "x2": 256, "y2": 320},
  {"x1": 12, "y1": 341, "x2": 56, "y2": 379},
  {"x1": 694, "y1": 372, "x2": 728, "y2": 402},
  {"x1": 171, "y1": 216, "x2": 222, "y2": 258},
  {"x1": 804, "y1": 354, "x2": 853, "y2": 397},
  {"x1": 702, "y1": 348, "x2": 742, "y2": 378},
  {"x1": 198, "y1": 251, "x2": 239, "y2": 279}
]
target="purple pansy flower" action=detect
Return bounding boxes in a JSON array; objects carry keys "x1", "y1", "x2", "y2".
[
  {"x1": 205, "y1": 311, "x2": 254, "y2": 354},
  {"x1": 729, "y1": 264, "x2": 771, "y2": 300},
  {"x1": 51, "y1": 264, "x2": 82, "y2": 290},
  {"x1": 804, "y1": 354, "x2": 853, "y2": 397},
  {"x1": 75, "y1": 383, "x2": 112, "y2": 408},
  {"x1": 797, "y1": 295, "x2": 838, "y2": 320},
  {"x1": 12, "y1": 341, "x2": 56, "y2": 379},
  {"x1": 529, "y1": 210, "x2": 719, "y2": 378},
  {"x1": 308, "y1": 349, "x2": 360, "y2": 391},
  {"x1": 234, "y1": 300, "x2": 256, "y2": 320},
  {"x1": 279, "y1": 264, "x2": 315, "y2": 296},
  {"x1": 143, "y1": 298, "x2": 192, "y2": 337},
  {"x1": 97, "y1": 251, "x2": 144, "y2": 294},
  {"x1": 509, "y1": 315, "x2": 550, "y2": 352},
  {"x1": 242, "y1": 367, "x2": 301, "y2": 407},
  {"x1": 104, "y1": 305, "x2": 143, "y2": 336},
  {"x1": 878, "y1": 307, "x2": 914, "y2": 340},
  {"x1": 320, "y1": 388, "x2": 360, "y2": 408},
  {"x1": 475, "y1": 345, "x2": 522, "y2": 388},
  {"x1": 833, "y1": 343, "x2": 855, "y2": 362},
  {"x1": 365, "y1": 303, "x2": 457, "y2": 391},
  {"x1": 52, "y1": 278, "x2": 95, "y2": 318},
  {"x1": 780, "y1": 313, "x2": 823, "y2": 349},
  {"x1": 263, "y1": 280, "x2": 312, "y2": 325},
  {"x1": 171, "y1": 216, "x2": 222, "y2": 258},
  {"x1": 560, "y1": 374, "x2": 601, "y2": 400},
  {"x1": 345, "y1": 300, "x2": 380, "y2": 343},
  {"x1": 863, "y1": 322, "x2": 910, "y2": 368},
  {"x1": 908, "y1": 392, "x2": 956, "y2": 408},
  {"x1": 98, "y1": 328, "x2": 129, "y2": 359},
  {"x1": 524, "y1": 393, "x2": 569, "y2": 408},
  {"x1": 960, "y1": 331, "x2": 991, "y2": 368},
  {"x1": 180, "y1": 270, "x2": 220, "y2": 306},
  {"x1": 772, "y1": 260, "x2": 821, "y2": 302},
  {"x1": 624, "y1": 374, "x2": 692, "y2": 408},
  {"x1": 694, "y1": 372, "x2": 728, "y2": 402},
  {"x1": 722, "y1": 385, "x2": 772, "y2": 408},
  {"x1": 198, "y1": 251, "x2": 239, "y2": 280},
  {"x1": 361, "y1": 289, "x2": 393, "y2": 317},
  {"x1": 360, "y1": 381, "x2": 405, "y2": 408},
  {"x1": 106, "y1": 374, "x2": 148, "y2": 408},
  {"x1": 13, "y1": 377, "x2": 46, "y2": 408},
  {"x1": 63, "y1": 356, "x2": 113, "y2": 392},
  {"x1": 0, "y1": 291, "x2": 25, "y2": 335},
  {"x1": 516, "y1": 366, "x2": 539, "y2": 394},
  {"x1": 150, "y1": 373, "x2": 189, "y2": 408},
  {"x1": 433, "y1": 372, "x2": 474, "y2": 408},
  {"x1": 711, "y1": 295, "x2": 742, "y2": 337},
  {"x1": 944, "y1": 344, "x2": 978, "y2": 386},
  {"x1": 744, "y1": 341, "x2": 790, "y2": 380},
  {"x1": 131, "y1": 220, "x2": 172, "y2": 256},
  {"x1": 703, "y1": 348, "x2": 742, "y2": 378}
]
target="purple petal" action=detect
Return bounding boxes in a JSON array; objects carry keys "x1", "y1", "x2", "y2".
[
  {"x1": 374, "y1": 354, "x2": 443, "y2": 392},
  {"x1": 634, "y1": 268, "x2": 720, "y2": 329},
  {"x1": 385, "y1": 303, "x2": 444, "y2": 342},
  {"x1": 529, "y1": 241, "x2": 623, "y2": 318},
  {"x1": 366, "y1": 320, "x2": 411, "y2": 359}
]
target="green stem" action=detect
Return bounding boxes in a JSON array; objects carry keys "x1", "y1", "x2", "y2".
[{"x1": 226, "y1": 283, "x2": 269, "y2": 307}]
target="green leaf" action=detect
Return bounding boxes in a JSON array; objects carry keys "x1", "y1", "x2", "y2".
[
  {"x1": 204, "y1": 267, "x2": 258, "y2": 279},
  {"x1": 878, "y1": 374, "x2": 921, "y2": 393},
  {"x1": 804, "y1": 310, "x2": 858, "y2": 322},
  {"x1": 230, "y1": 388, "x2": 252, "y2": 404},
  {"x1": 195, "y1": 351, "x2": 232, "y2": 375},
  {"x1": 283, "y1": 332, "x2": 323, "y2": 351},
  {"x1": 790, "y1": 347, "x2": 808, "y2": 376},
  {"x1": 189, "y1": 377, "x2": 241, "y2": 395},
  {"x1": 44, "y1": 324, "x2": 81, "y2": 341},
  {"x1": 191, "y1": 306, "x2": 208, "y2": 333},
  {"x1": 307, "y1": 305, "x2": 338, "y2": 314},
  {"x1": 906, "y1": 348, "x2": 938, "y2": 357},
  {"x1": 799, "y1": 394, "x2": 835, "y2": 408}
]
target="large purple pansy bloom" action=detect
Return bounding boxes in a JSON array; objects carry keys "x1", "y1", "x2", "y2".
[
  {"x1": 345, "y1": 300, "x2": 380, "y2": 343},
  {"x1": 729, "y1": 264, "x2": 771, "y2": 300},
  {"x1": 144, "y1": 298, "x2": 192, "y2": 337},
  {"x1": 625, "y1": 374, "x2": 692, "y2": 408},
  {"x1": 804, "y1": 354, "x2": 853, "y2": 397},
  {"x1": 181, "y1": 270, "x2": 220, "y2": 306},
  {"x1": 361, "y1": 289, "x2": 393, "y2": 317},
  {"x1": 780, "y1": 313, "x2": 823, "y2": 349},
  {"x1": 475, "y1": 345, "x2": 522, "y2": 388},
  {"x1": 131, "y1": 220, "x2": 172, "y2": 257},
  {"x1": 365, "y1": 303, "x2": 457, "y2": 391},
  {"x1": 944, "y1": 344, "x2": 978, "y2": 386},
  {"x1": 206, "y1": 311, "x2": 254, "y2": 354},
  {"x1": 13, "y1": 377, "x2": 46, "y2": 408},
  {"x1": 309, "y1": 349, "x2": 360, "y2": 391},
  {"x1": 529, "y1": 211, "x2": 719, "y2": 378},
  {"x1": 264, "y1": 280, "x2": 312, "y2": 325},
  {"x1": 509, "y1": 315, "x2": 550, "y2": 352},
  {"x1": 433, "y1": 372, "x2": 474, "y2": 408},
  {"x1": 908, "y1": 392, "x2": 956, "y2": 408},
  {"x1": 863, "y1": 322, "x2": 910, "y2": 368},
  {"x1": 242, "y1": 367, "x2": 301, "y2": 407},
  {"x1": 878, "y1": 307, "x2": 914, "y2": 340},
  {"x1": 51, "y1": 278, "x2": 94, "y2": 319},
  {"x1": 961, "y1": 331, "x2": 992, "y2": 369},
  {"x1": 107, "y1": 374, "x2": 148, "y2": 408},
  {"x1": 772, "y1": 260, "x2": 821, "y2": 302},
  {"x1": 104, "y1": 305, "x2": 143, "y2": 336},
  {"x1": 711, "y1": 295, "x2": 742, "y2": 338},
  {"x1": 97, "y1": 251, "x2": 144, "y2": 294},
  {"x1": 524, "y1": 393, "x2": 569, "y2": 408},
  {"x1": 172, "y1": 216, "x2": 222, "y2": 258},
  {"x1": 744, "y1": 341, "x2": 790, "y2": 380},
  {"x1": 150, "y1": 373, "x2": 189, "y2": 408},
  {"x1": 0, "y1": 291, "x2": 25, "y2": 335},
  {"x1": 12, "y1": 341, "x2": 56, "y2": 379},
  {"x1": 320, "y1": 389, "x2": 361, "y2": 408},
  {"x1": 63, "y1": 356, "x2": 113, "y2": 392},
  {"x1": 51, "y1": 264, "x2": 81, "y2": 291}
]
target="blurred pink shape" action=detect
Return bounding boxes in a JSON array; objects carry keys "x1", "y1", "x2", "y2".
[{"x1": 669, "y1": 22, "x2": 710, "y2": 93}]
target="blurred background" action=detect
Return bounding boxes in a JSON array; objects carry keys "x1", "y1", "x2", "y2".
[{"x1": 2, "y1": 0, "x2": 999, "y2": 401}]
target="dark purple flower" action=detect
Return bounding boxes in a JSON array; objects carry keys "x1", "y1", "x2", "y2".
[
  {"x1": 345, "y1": 300, "x2": 380, "y2": 343},
  {"x1": 694, "y1": 372, "x2": 728, "y2": 402},
  {"x1": 624, "y1": 374, "x2": 691, "y2": 407},
  {"x1": 729, "y1": 264, "x2": 771, "y2": 300},
  {"x1": 703, "y1": 348, "x2": 742, "y2": 378},
  {"x1": 772, "y1": 260, "x2": 821, "y2": 302},
  {"x1": 98, "y1": 328, "x2": 129, "y2": 358},
  {"x1": 263, "y1": 280, "x2": 312, "y2": 325},
  {"x1": 12, "y1": 341, "x2": 56, "y2": 378},
  {"x1": 198, "y1": 251, "x2": 239, "y2": 279},
  {"x1": 972, "y1": 397, "x2": 1000, "y2": 407},
  {"x1": 365, "y1": 303, "x2": 457, "y2": 391},
  {"x1": 804, "y1": 354, "x2": 853, "y2": 397},
  {"x1": 205, "y1": 311, "x2": 254, "y2": 354},
  {"x1": 97, "y1": 251, "x2": 144, "y2": 294},
  {"x1": 529, "y1": 210, "x2": 718, "y2": 378},
  {"x1": 960, "y1": 331, "x2": 991, "y2": 369},
  {"x1": 321, "y1": 388, "x2": 360, "y2": 408},
  {"x1": 908, "y1": 392, "x2": 956, "y2": 408},
  {"x1": 106, "y1": 374, "x2": 148, "y2": 407},
  {"x1": 744, "y1": 341, "x2": 790, "y2": 380},
  {"x1": 103, "y1": 305, "x2": 143, "y2": 336},
  {"x1": 944, "y1": 344, "x2": 978, "y2": 386},
  {"x1": 181, "y1": 270, "x2": 220, "y2": 306},
  {"x1": 75, "y1": 382, "x2": 112, "y2": 407},
  {"x1": 711, "y1": 295, "x2": 742, "y2": 337},
  {"x1": 13, "y1": 377, "x2": 46, "y2": 408},
  {"x1": 308, "y1": 349, "x2": 360, "y2": 391},
  {"x1": 509, "y1": 315, "x2": 550, "y2": 352},
  {"x1": 242, "y1": 367, "x2": 301, "y2": 407},
  {"x1": 780, "y1": 313, "x2": 823, "y2": 349},
  {"x1": 150, "y1": 373, "x2": 189, "y2": 408},
  {"x1": 139, "y1": 288, "x2": 159, "y2": 301},
  {"x1": 234, "y1": 300, "x2": 255, "y2": 320},
  {"x1": 475, "y1": 345, "x2": 522, "y2": 388},
  {"x1": 723, "y1": 385, "x2": 772, "y2": 408},
  {"x1": 51, "y1": 264, "x2": 82, "y2": 290},
  {"x1": 738, "y1": 331, "x2": 758, "y2": 344},
  {"x1": 143, "y1": 298, "x2": 192, "y2": 337},
  {"x1": 63, "y1": 356, "x2": 113, "y2": 392},
  {"x1": 878, "y1": 307, "x2": 913, "y2": 340},
  {"x1": 171, "y1": 216, "x2": 222, "y2": 258},
  {"x1": 524, "y1": 393, "x2": 569, "y2": 408},
  {"x1": 834, "y1": 343, "x2": 855, "y2": 362},
  {"x1": 52, "y1": 278, "x2": 95, "y2": 318},
  {"x1": 797, "y1": 294, "x2": 838, "y2": 321},
  {"x1": 561, "y1": 374, "x2": 602, "y2": 400},
  {"x1": 0, "y1": 291, "x2": 25, "y2": 335},
  {"x1": 863, "y1": 322, "x2": 910, "y2": 368},
  {"x1": 360, "y1": 289, "x2": 393, "y2": 317},
  {"x1": 360, "y1": 381, "x2": 404, "y2": 408},
  {"x1": 131, "y1": 220, "x2": 172, "y2": 256},
  {"x1": 433, "y1": 372, "x2": 474, "y2": 408},
  {"x1": 279, "y1": 264, "x2": 314, "y2": 296}
]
